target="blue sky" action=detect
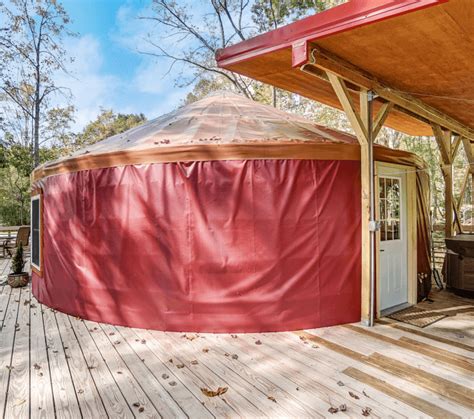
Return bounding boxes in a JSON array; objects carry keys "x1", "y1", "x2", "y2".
[{"x1": 59, "y1": 0, "x2": 191, "y2": 130}]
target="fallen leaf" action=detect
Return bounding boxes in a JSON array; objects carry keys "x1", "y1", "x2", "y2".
[
  {"x1": 339, "y1": 404, "x2": 347, "y2": 412},
  {"x1": 255, "y1": 340, "x2": 262, "y2": 345},
  {"x1": 168, "y1": 359, "x2": 173, "y2": 363},
  {"x1": 182, "y1": 334, "x2": 196, "y2": 341},
  {"x1": 312, "y1": 345, "x2": 318, "y2": 349},
  {"x1": 362, "y1": 407, "x2": 372, "y2": 416},
  {"x1": 363, "y1": 390, "x2": 369, "y2": 398},
  {"x1": 13, "y1": 399, "x2": 26, "y2": 406},
  {"x1": 201, "y1": 387, "x2": 228, "y2": 397},
  {"x1": 33, "y1": 363, "x2": 41, "y2": 370},
  {"x1": 231, "y1": 354, "x2": 238, "y2": 360},
  {"x1": 176, "y1": 364, "x2": 185, "y2": 369},
  {"x1": 169, "y1": 381, "x2": 177, "y2": 386},
  {"x1": 109, "y1": 332, "x2": 115, "y2": 336},
  {"x1": 141, "y1": 339, "x2": 146, "y2": 344},
  {"x1": 202, "y1": 348, "x2": 209, "y2": 353},
  {"x1": 328, "y1": 407, "x2": 338, "y2": 414},
  {"x1": 132, "y1": 402, "x2": 140, "y2": 407},
  {"x1": 77, "y1": 389, "x2": 84, "y2": 394},
  {"x1": 114, "y1": 340, "x2": 121, "y2": 345},
  {"x1": 337, "y1": 381, "x2": 344, "y2": 387},
  {"x1": 349, "y1": 391, "x2": 360, "y2": 400},
  {"x1": 231, "y1": 335, "x2": 238, "y2": 339},
  {"x1": 138, "y1": 406, "x2": 144, "y2": 413},
  {"x1": 191, "y1": 360, "x2": 198, "y2": 365},
  {"x1": 162, "y1": 373, "x2": 169, "y2": 380},
  {"x1": 224, "y1": 353, "x2": 230, "y2": 357},
  {"x1": 267, "y1": 396, "x2": 276, "y2": 403}
]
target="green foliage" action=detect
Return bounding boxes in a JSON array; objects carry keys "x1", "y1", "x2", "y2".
[
  {"x1": 251, "y1": 0, "x2": 345, "y2": 31},
  {"x1": 0, "y1": 165, "x2": 30, "y2": 225},
  {"x1": 76, "y1": 109, "x2": 146, "y2": 148},
  {"x1": 11, "y1": 242, "x2": 25, "y2": 275}
]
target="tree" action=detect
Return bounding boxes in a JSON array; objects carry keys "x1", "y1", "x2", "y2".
[
  {"x1": 141, "y1": 0, "x2": 346, "y2": 105},
  {"x1": 76, "y1": 109, "x2": 147, "y2": 148},
  {"x1": 0, "y1": 0, "x2": 74, "y2": 167}
]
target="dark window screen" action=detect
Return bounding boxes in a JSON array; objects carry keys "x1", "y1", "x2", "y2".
[{"x1": 32, "y1": 198, "x2": 40, "y2": 267}]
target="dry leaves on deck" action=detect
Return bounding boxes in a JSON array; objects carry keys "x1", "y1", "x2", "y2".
[
  {"x1": 201, "y1": 387, "x2": 228, "y2": 397},
  {"x1": 362, "y1": 407, "x2": 372, "y2": 416}
]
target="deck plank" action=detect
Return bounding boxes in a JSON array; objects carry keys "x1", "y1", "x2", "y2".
[
  {"x1": 165, "y1": 331, "x2": 298, "y2": 417},
  {"x1": 148, "y1": 330, "x2": 267, "y2": 417},
  {"x1": 167, "y1": 331, "x2": 322, "y2": 417},
  {"x1": 55, "y1": 312, "x2": 107, "y2": 418},
  {"x1": 0, "y1": 281, "x2": 473, "y2": 419},
  {"x1": 30, "y1": 300, "x2": 55, "y2": 418},
  {"x1": 92, "y1": 320, "x2": 182, "y2": 418},
  {"x1": 4, "y1": 288, "x2": 30, "y2": 418},
  {"x1": 128, "y1": 327, "x2": 237, "y2": 418},
  {"x1": 117, "y1": 326, "x2": 214, "y2": 419},
  {"x1": 68, "y1": 317, "x2": 134, "y2": 418},
  {"x1": 42, "y1": 306, "x2": 82, "y2": 419},
  {"x1": 0, "y1": 287, "x2": 21, "y2": 418}
]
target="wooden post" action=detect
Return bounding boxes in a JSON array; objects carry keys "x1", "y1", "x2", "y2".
[
  {"x1": 327, "y1": 73, "x2": 392, "y2": 326},
  {"x1": 433, "y1": 125, "x2": 454, "y2": 238}
]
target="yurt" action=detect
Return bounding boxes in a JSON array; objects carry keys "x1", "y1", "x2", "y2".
[{"x1": 30, "y1": 92, "x2": 430, "y2": 333}]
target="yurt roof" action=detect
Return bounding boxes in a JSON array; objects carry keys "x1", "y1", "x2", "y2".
[
  {"x1": 33, "y1": 91, "x2": 423, "y2": 182},
  {"x1": 75, "y1": 91, "x2": 359, "y2": 154}
]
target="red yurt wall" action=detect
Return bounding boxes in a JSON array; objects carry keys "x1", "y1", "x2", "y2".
[{"x1": 32, "y1": 158, "x2": 361, "y2": 332}]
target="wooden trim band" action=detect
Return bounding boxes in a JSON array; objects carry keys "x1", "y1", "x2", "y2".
[{"x1": 31, "y1": 143, "x2": 423, "y2": 183}]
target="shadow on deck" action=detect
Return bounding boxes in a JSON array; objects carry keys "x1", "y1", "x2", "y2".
[{"x1": 0, "y1": 257, "x2": 473, "y2": 418}]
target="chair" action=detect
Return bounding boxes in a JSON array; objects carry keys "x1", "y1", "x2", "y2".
[{"x1": 2, "y1": 226, "x2": 30, "y2": 258}]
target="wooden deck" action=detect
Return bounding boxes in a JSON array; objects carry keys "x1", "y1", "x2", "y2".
[{"x1": 1, "y1": 257, "x2": 473, "y2": 418}]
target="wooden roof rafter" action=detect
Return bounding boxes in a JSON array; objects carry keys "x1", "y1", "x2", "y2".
[{"x1": 300, "y1": 47, "x2": 474, "y2": 141}]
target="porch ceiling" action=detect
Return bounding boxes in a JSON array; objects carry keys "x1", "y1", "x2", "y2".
[{"x1": 216, "y1": 0, "x2": 474, "y2": 139}]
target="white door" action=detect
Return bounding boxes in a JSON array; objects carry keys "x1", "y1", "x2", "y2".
[{"x1": 379, "y1": 165, "x2": 408, "y2": 311}]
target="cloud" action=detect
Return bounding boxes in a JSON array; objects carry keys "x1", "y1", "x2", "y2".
[{"x1": 56, "y1": 34, "x2": 122, "y2": 130}]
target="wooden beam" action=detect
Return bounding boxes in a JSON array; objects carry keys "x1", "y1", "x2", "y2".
[
  {"x1": 461, "y1": 137, "x2": 474, "y2": 172},
  {"x1": 457, "y1": 168, "x2": 470, "y2": 212},
  {"x1": 433, "y1": 124, "x2": 454, "y2": 237},
  {"x1": 327, "y1": 73, "x2": 368, "y2": 144},
  {"x1": 432, "y1": 124, "x2": 452, "y2": 164},
  {"x1": 306, "y1": 48, "x2": 474, "y2": 140},
  {"x1": 452, "y1": 135, "x2": 462, "y2": 161},
  {"x1": 373, "y1": 102, "x2": 393, "y2": 139}
]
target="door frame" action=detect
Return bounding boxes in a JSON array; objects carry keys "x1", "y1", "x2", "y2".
[{"x1": 375, "y1": 162, "x2": 417, "y2": 318}]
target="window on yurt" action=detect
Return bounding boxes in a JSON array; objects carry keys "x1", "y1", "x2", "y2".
[{"x1": 31, "y1": 195, "x2": 41, "y2": 271}]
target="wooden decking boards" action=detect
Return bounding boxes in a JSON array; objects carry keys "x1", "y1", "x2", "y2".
[{"x1": 0, "y1": 257, "x2": 473, "y2": 418}]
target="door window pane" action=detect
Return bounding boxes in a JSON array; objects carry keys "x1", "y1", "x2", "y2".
[{"x1": 379, "y1": 177, "x2": 401, "y2": 242}]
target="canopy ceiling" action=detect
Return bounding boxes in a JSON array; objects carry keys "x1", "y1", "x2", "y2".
[{"x1": 216, "y1": 0, "x2": 474, "y2": 138}]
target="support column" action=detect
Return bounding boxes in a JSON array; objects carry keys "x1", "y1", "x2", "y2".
[{"x1": 327, "y1": 73, "x2": 392, "y2": 326}]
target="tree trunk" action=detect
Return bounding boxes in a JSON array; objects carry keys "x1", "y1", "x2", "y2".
[{"x1": 33, "y1": 98, "x2": 40, "y2": 167}]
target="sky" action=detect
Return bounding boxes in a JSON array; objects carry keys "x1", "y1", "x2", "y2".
[{"x1": 59, "y1": 0, "x2": 191, "y2": 130}]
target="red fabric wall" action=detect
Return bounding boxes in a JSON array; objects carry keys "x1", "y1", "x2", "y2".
[{"x1": 32, "y1": 160, "x2": 361, "y2": 332}]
